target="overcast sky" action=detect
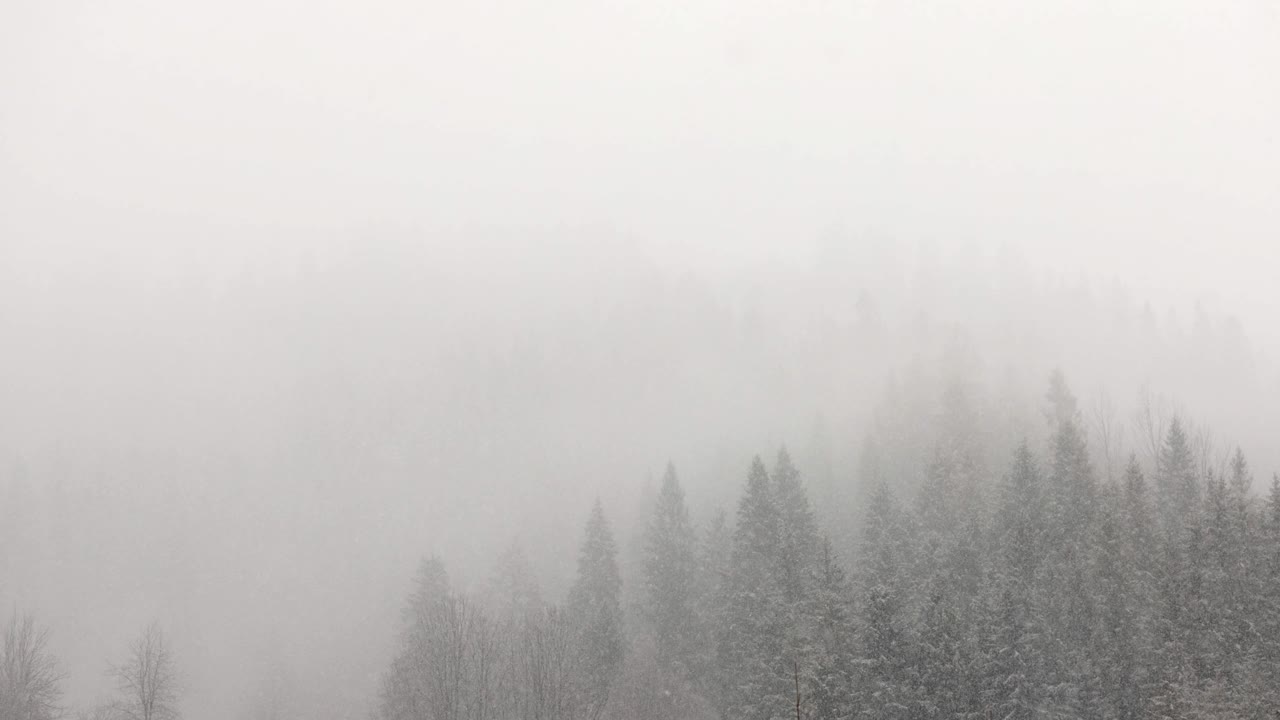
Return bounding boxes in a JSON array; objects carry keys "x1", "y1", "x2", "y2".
[{"x1": 4, "y1": 1, "x2": 1278, "y2": 328}]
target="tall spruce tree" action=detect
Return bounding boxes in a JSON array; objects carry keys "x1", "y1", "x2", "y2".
[
  {"x1": 569, "y1": 500, "x2": 625, "y2": 719},
  {"x1": 808, "y1": 538, "x2": 856, "y2": 720},
  {"x1": 773, "y1": 448, "x2": 819, "y2": 607},
  {"x1": 996, "y1": 441, "x2": 1045, "y2": 588},
  {"x1": 699, "y1": 508, "x2": 734, "y2": 714},
  {"x1": 1156, "y1": 417, "x2": 1199, "y2": 536},
  {"x1": 720, "y1": 456, "x2": 789, "y2": 720},
  {"x1": 1094, "y1": 483, "x2": 1143, "y2": 720},
  {"x1": 855, "y1": 481, "x2": 911, "y2": 720},
  {"x1": 642, "y1": 462, "x2": 698, "y2": 674}
]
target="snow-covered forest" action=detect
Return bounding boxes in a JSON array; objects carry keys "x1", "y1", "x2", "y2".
[
  {"x1": 4, "y1": 1, "x2": 1280, "y2": 718},
  {"x1": 377, "y1": 368, "x2": 1280, "y2": 720},
  {"x1": 8, "y1": 239, "x2": 1280, "y2": 720}
]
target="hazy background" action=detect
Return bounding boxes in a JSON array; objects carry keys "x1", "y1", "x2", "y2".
[{"x1": 2, "y1": 1, "x2": 1278, "y2": 719}]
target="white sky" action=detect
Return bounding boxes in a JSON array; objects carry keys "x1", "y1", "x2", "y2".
[{"x1": 3, "y1": 1, "x2": 1277, "y2": 317}]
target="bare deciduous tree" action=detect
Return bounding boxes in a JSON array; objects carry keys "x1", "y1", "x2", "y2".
[
  {"x1": 380, "y1": 592, "x2": 502, "y2": 720},
  {"x1": 111, "y1": 623, "x2": 179, "y2": 720},
  {"x1": 1, "y1": 612, "x2": 66, "y2": 720}
]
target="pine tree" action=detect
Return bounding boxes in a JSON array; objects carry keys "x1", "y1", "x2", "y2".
[
  {"x1": 720, "y1": 456, "x2": 789, "y2": 720},
  {"x1": 1253, "y1": 473, "x2": 1280, "y2": 712},
  {"x1": 808, "y1": 538, "x2": 856, "y2": 720},
  {"x1": 1119, "y1": 456, "x2": 1159, "y2": 715},
  {"x1": 641, "y1": 462, "x2": 698, "y2": 674},
  {"x1": 1155, "y1": 417, "x2": 1199, "y2": 537},
  {"x1": 996, "y1": 442, "x2": 1045, "y2": 588},
  {"x1": 1037, "y1": 373, "x2": 1100, "y2": 713},
  {"x1": 1093, "y1": 484, "x2": 1142, "y2": 719},
  {"x1": 699, "y1": 508, "x2": 733, "y2": 714},
  {"x1": 772, "y1": 446, "x2": 821, "y2": 686},
  {"x1": 854, "y1": 481, "x2": 911, "y2": 720},
  {"x1": 569, "y1": 500, "x2": 625, "y2": 719},
  {"x1": 773, "y1": 448, "x2": 819, "y2": 608},
  {"x1": 914, "y1": 575, "x2": 967, "y2": 719},
  {"x1": 1047, "y1": 400, "x2": 1096, "y2": 544},
  {"x1": 983, "y1": 585, "x2": 1040, "y2": 720},
  {"x1": 1044, "y1": 368, "x2": 1078, "y2": 432}
]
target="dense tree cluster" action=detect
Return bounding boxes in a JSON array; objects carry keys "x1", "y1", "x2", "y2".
[{"x1": 382, "y1": 372, "x2": 1280, "y2": 720}]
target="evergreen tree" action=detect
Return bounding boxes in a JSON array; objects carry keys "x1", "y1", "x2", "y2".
[
  {"x1": 1253, "y1": 473, "x2": 1280, "y2": 712},
  {"x1": 914, "y1": 576, "x2": 968, "y2": 719},
  {"x1": 1047, "y1": 399, "x2": 1096, "y2": 543},
  {"x1": 641, "y1": 462, "x2": 698, "y2": 674},
  {"x1": 699, "y1": 508, "x2": 733, "y2": 714},
  {"x1": 1119, "y1": 456, "x2": 1159, "y2": 715},
  {"x1": 996, "y1": 442, "x2": 1045, "y2": 588},
  {"x1": 773, "y1": 448, "x2": 819, "y2": 608},
  {"x1": 569, "y1": 500, "x2": 625, "y2": 719},
  {"x1": 1093, "y1": 484, "x2": 1142, "y2": 720},
  {"x1": 1155, "y1": 417, "x2": 1199, "y2": 537},
  {"x1": 854, "y1": 481, "x2": 911, "y2": 720},
  {"x1": 772, "y1": 446, "x2": 822, "y2": 684},
  {"x1": 808, "y1": 538, "x2": 856, "y2": 720},
  {"x1": 983, "y1": 585, "x2": 1041, "y2": 720},
  {"x1": 720, "y1": 456, "x2": 789, "y2": 720}
]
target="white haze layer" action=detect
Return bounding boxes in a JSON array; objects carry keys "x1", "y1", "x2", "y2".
[{"x1": 1, "y1": 1, "x2": 1278, "y2": 719}]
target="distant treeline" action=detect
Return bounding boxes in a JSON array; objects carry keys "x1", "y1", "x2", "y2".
[{"x1": 381, "y1": 371, "x2": 1280, "y2": 720}]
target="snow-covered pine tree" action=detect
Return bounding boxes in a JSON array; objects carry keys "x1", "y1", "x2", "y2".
[
  {"x1": 808, "y1": 537, "x2": 856, "y2": 720},
  {"x1": 720, "y1": 456, "x2": 790, "y2": 720},
  {"x1": 699, "y1": 508, "x2": 733, "y2": 715},
  {"x1": 996, "y1": 441, "x2": 1045, "y2": 588},
  {"x1": 772, "y1": 446, "x2": 822, "y2": 690},
  {"x1": 1093, "y1": 481, "x2": 1144, "y2": 720},
  {"x1": 641, "y1": 462, "x2": 698, "y2": 674},
  {"x1": 854, "y1": 481, "x2": 911, "y2": 720},
  {"x1": 1156, "y1": 417, "x2": 1199, "y2": 538},
  {"x1": 569, "y1": 500, "x2": 626, "y2": 720}
]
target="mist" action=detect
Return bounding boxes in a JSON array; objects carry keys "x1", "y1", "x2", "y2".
[{"x1": 3, "y1": 2, "x2": 1279, "y2": 719}]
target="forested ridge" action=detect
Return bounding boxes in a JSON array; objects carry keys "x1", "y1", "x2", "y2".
[
  {"x1": 380, "y1": 371, "x2": 1280, "y2": 720},
  {"x1": 4, "y1": 252, "x2": 1278, "y2": 720}
]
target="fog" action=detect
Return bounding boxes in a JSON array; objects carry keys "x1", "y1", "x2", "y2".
[{"x1": 2, "y1": 2, "x2": 1279, "y2": 719}]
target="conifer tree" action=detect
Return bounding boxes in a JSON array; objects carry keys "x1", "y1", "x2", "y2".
[
  {"x1": 1156, "y1": 417, "x2": 1199, "y2": 536},
  {"x1": 1094, "y1": 484, "x2": 1143, "y2": 719},
  {"x1": 699, "y1": 508, "x2": 733, "y2": 713},
  {"x1": 914, "y1": 576, "x2": 968, "y2": 719},
  {"x1": 1255, "y1": 473, "x2": 1280, "y2": 709},
  {"x1": 641, "y1": 462, "x2": 698, "y2": 674},
  {"x1": 1047, "y1": 398, "x2": 1096, "y2": 542},
  {"x1": 996, "y1": 442, "x2": 1045, "y2": 588},
  {"x1": 773, "y1": 448, "x2": 819, "y2": 608},
  {"x1": 772, "y1": 446, "x2": 822, "y2": 689},
  {"x1": 569, "y1": 500, "x2": 625, "y2": 719},
  {"x1": 1119, "y1": 456, "x2": 1159, "y2": 713},
  {"x1": 854, "y1": 481, "x2": 911, "y2": 720},
  {"x1": 808, "y1": 538, "x2": 855, "y2": 720},
  {"x1": 984, "y1": 585, "x2": 1040, "y2": 720},
  {"x1": 720, "y1": 456, "x2": 789, "y2": 720}
]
